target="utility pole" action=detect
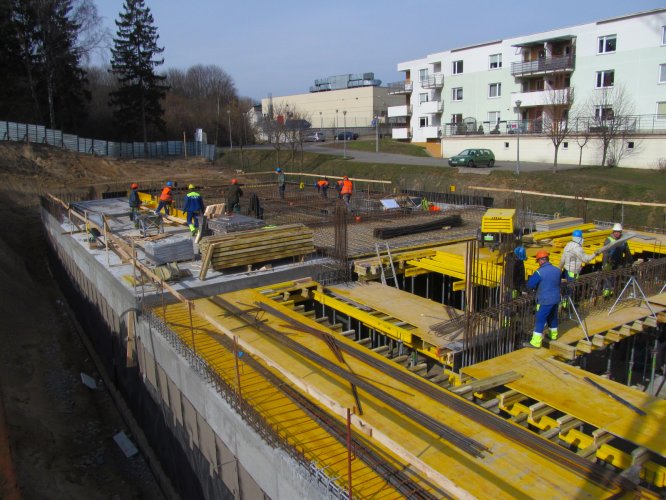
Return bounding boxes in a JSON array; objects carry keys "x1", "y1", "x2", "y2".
[{"x1": 227, "y1": 109, "x2": 233, "y2": 151}]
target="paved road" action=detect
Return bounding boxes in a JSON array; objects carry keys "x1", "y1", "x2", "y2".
[{"x1": 246, "y1": 143, "x2": 586, "y2": 173}]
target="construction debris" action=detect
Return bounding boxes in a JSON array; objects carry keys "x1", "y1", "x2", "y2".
[{"x1": 373, "y1": 214, "x2": 463, "y2": 239}]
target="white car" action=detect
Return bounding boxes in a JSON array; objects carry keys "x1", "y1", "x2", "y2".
[{"x1": 304, "y1": 132, "x2": 326, "y2": 142}]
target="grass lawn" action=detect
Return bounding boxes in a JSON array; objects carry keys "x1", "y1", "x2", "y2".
[{"x1": 323, "y1": 139, "x2": 431, "y2": 157}]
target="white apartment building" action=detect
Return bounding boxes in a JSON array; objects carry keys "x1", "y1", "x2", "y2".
[{"x1": 389, "y1": 8, "x2": 666, "y2": 167}]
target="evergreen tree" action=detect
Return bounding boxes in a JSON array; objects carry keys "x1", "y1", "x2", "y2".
[
  {"x1": 109, "y1": 0, "x2": 169, "y2": 145},
  {"x1": 5, "y1": 0, "x2": 89, "y2": 129}
]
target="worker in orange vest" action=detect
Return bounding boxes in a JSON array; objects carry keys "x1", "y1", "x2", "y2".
[
  {"x1": 316, "y1": 177, "x2": 329, "y2": 198},
  {"x1": 156, "y1": 181, "x2": 173, "y2": 215},
  {"x1": 340, "y1": 176, "x2": 353, "y2": 209}
]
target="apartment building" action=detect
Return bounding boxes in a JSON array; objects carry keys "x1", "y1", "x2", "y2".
[{"x1": 389, "y1": 8, "x2": 666, "y2": 167}]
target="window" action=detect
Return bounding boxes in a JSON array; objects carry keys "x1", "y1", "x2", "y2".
[
  {"x1": 488, "y1": 83, "x2": 502, "y2": 98},
  {"x1": 488, "y1": 111, "x2": 500, "y2": 125},
  {"x1": 452, "y1": 87, "x2": 463, "y2": 101},
  {"x1": 489, "y1": 54, "x2": 502, "y2": 69},
  {"x1": 595, "y1": 106, "x2": 614, "y2": 121},
  {"x1": 627, "y1": 141, "x2": 635, "y2": 150},
  {"x1": 419, "y1": 117, "x2": 428, "y2": 128},
  {"x1": 451, "y1": 113, "x2": 462, "y2": 124},
  {"x1": 662, "y1": 26, "x2": 666, "y2": 45},
  {"x1": 595, "y1": 70, "x2": 615, "y2": 88},
  {"x1": 452, "y1": 60, "x2": 463, "y2": 75},
  {"x1": 660, "y1": 64, "x2": 666, "y2": 83},
  {"x1": 419, "y1": 69, "x2": 428, "y2": 82},
  {"x1": 563, "y1": 142, "x2": 569, "y2": 150},
  {"x1": 598, "y1": 35, "x2": 616, "y2": 54},
  {"x1": 504, "y1": 142, "x2": 510, "y2": 149},
  {"x1": 419, "y1": 92, "x2": 429, "y2": 104},
  {"x1": 658, "y1": 101, "x2": 666, "y2": 117}
]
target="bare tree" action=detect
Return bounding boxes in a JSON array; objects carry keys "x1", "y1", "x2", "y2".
[
  {"x1": 542, "y1": 74, "x2": 574, "y2": 173},
  {"x1": 588, "y1": 85, "x2": 635, "y2": 167}
]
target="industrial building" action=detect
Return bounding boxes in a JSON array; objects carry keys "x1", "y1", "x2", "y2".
[
  {"x1": 259, "y1": 73, "x2": 404, "y2": 137},
  {"x1": 388, "y1": 8, "x2": 666, "y2": 167},
  {"x1": 39, "y1": 169, "x2": 666, "y2": 498}
]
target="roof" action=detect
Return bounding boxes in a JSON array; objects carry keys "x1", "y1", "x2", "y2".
[{"x1": 512, "y1": 35, "x2": 576, "y2": 48}]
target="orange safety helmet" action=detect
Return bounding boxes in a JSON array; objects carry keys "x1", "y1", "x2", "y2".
[
  {"x1": 343, "y1": 175, "x2": 349, "y2": 180},
  {"x1": 535, "y1": 250, "x2": 549, "y2": 260},
  {"x1": 131, "y1": 183, "x2": 138, "y2": 189},
  {"x1": 231, "y1": 178, "x2": 237, "y2": 184}
]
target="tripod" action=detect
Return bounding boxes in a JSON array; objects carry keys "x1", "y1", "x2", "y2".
[
  {"x1": 608, "y1": 274, "x2": 657, "y2": 318},
  {"x1": 564, "y1": 295, "x2": 590, "y2": 342}
]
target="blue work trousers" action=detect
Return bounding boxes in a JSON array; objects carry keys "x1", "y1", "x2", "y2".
[{"x1": 534, "y1": 303, "x2": 558, "y2": 334}]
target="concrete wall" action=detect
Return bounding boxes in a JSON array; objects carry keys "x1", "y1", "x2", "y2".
[{"x1": 441, "y1": 134, "x2": 666, "y2": 168}]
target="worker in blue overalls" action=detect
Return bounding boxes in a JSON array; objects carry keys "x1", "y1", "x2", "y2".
[{"x1": 183, "y1": 184, "x2": 205, "y2": 236}]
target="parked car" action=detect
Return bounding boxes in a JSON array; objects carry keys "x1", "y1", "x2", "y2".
[
  {"x1": 448, "y1": 148, "x2": 495, "y2": 168},
  {"x1": 304, "y1": 132, "x2": 326, "y2": 142},
  {"x1": 336, "y1": 131, "x2": 359, "y2": 141}
]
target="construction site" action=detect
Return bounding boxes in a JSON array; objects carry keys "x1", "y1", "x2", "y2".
[{"x1": 1, "y1": 142, "x2": 666, "y2": 499}]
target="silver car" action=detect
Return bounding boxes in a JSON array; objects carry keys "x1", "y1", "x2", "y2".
[{"x1": 304, "y1": 132, "x2": 326, "y2": 142}]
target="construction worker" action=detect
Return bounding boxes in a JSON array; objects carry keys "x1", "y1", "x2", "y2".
[
  {"x1": 225, "y1": 178, "x2": 243, "y2": 214},
  {"x1": 340, "y1": 175, "x2": 353, "y2": 209},
  {"x1": 526, "y1": 250, "x2": 561, "y2": 348},
  {"x1": 560, "y1": 229, "x2": 599, "y2": 282},
  {"x1": 156, "y1": 181, "x2": 173, "y2": 215},
  {"x1": 317, "y1": 177, "x2": 329, "y2": 198},
  {"x1": 510, "y1": 246, "x2": 527, "y2": 299},
  {"x1": 183, "y1": 184, "x2": 205, "y2": 236},
  {"x1": 276, "y1": 167, "x2": 286, "y2": 199},
  {"x1": 128, "y1": 183, "x2": 141, "y2": 228},
  {"x1": 602, "y1": 223, "x2": 633, "y2": 297}
]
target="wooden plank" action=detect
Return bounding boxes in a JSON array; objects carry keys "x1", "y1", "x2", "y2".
[
  {"x1": 548, "y1": 340, "x2": 576, "y2": 360},
  {"x1": 452, "y1": 371, "x2": 522, "y2": 395}
]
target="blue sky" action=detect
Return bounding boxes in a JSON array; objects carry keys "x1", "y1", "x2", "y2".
[{"x1": 95, "y1": 1, "x2": 665, "y2": 101}]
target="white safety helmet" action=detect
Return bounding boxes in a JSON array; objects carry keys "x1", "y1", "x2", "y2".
[{"x1": 612, "y1": 223, "x2": 623, "y2": 232}]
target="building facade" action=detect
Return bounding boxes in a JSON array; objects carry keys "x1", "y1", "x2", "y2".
[{"x1": 389, "y1": 8, "x2": 666, "y2": 167}]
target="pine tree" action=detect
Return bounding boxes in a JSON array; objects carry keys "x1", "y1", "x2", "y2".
[
  {"x1": 110, "y1": 0, "x2": 169, "y2": 145},
  {"x1": 6, "y1": 0, "x2": 89, "y2": 129}
]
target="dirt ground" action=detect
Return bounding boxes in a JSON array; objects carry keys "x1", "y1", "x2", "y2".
[{"x1": 0, "y1": 143, "x2": 222, "y2": 499}]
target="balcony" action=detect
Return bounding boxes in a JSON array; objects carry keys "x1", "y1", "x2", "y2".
[
  {"x1": 419, "y1": 126, "x2": 441, "y2": 139},
  {"x1": 511, "y1": 88, "x2": 572, "y2": 107},
  {"x1": 511, "y1": 55, "x2": 575, "y2": 77},
  {"x1": 387, "y1": 104, "x2": 412, "y2": 118},
  {"x1": 387, "y1": 80, "x2": 413, "y2": 94},
  {"x1": 419, "y1": 100, "x2": 442, "y2": 114},
  {"x1": 391, "y1": 127, "x2": 411, "y2": 140},
  {"x1": 420, "y1": 73, "x2": 444, "y2": 89}
]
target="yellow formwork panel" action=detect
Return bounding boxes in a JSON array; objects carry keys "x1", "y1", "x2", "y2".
[
  {"x1": 154, "y1": 302, "x2": 411, "y2": 500},
  {"x1": 186, "y1": 287, "x2": 634, "y2": 498}
]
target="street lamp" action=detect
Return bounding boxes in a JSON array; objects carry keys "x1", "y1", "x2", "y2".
[
  {"x1": 375, "y1": 115, "x2": 380, "y2": 153},
  {"x1": 343, "y1": 110, "x2": 347, "y2": 159},
  {"x1": 227, "y1": 109, "x2": 232, "y2": 151},
  {"x1": 335, "y1": 109, "x2": 339, "y2": 138},
  {"x1": 515, "y1": 100, "x2": 522, "y2": 175},
  {"x1": 319, "y1": 111, "x2": 323, "y2": 131}
]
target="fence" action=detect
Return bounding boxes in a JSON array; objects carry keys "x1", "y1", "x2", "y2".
[
  {"x1": 1, "y1": 120, "x2": 216, "y2": 160},
  {"x1": 442, "y1": 114, "x2": 666, "y2": 137}
]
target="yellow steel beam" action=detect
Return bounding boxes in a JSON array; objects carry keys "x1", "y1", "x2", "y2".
[{"x1": 311, "y1": 288, "x2": 422, "y2": 352}]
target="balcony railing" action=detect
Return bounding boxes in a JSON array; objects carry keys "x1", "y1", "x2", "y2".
[
  {"x1": 391, "y1": 127, "x2": 411, "y2": 140},
  {"x1": 511, "y1": 88, "x2": 571, "y2": 107},
  {"x1": 419, "y1": 100, "x2": 443, "y2": 114},
  {"x1": 420, "y1": 73, "x2": 444, "y2": 89},
  {"x1": 511, "y1": 55, "x2": 575, "y2": 76},
  {"x1": 441, "y1": 114, "x2": 666, "y2": 136},
  {"x1": 387, "y1": 80, "x2": 413, "y2": 94},
  {"x1": 387, "y1": 104, "x2": 412, "y2": 118}
]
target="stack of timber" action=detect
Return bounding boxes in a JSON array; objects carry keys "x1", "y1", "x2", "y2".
[
  {"x1": 207, "y1": 214, "x2": 265, "y2": 235},
  {"x1": 535, "y1": 217, "x2": 583, "y2": 232},
  {"x1": 373, "y1": 214, "x2": 463, "y2": 239},
  {"x1": 198, "y1": 224, "x2": 314, "y2": 278},
  {"x1": 144, "y1": 235, "x2": 194, "y2": 264}
]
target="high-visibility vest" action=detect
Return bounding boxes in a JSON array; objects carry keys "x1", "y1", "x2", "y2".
[
  {"x1": 160, "y1": 186, "x2": 172, "y2": 201},
  {"x1": 341, "y1": 179, "x2": 353, "y2": 195},
  {"x1": 317, "y1": 180, "x2": 328, "y2": 188}
]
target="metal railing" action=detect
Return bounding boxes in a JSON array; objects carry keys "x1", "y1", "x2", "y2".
[
  {"x1": 442, "y1": 114, "x2": 666, "y2": 136},
  {"x1": 511, "y1": 55, "x2": 575, "y2": 76},
  {"x1": 1, "y1": 120, "x2": 216, "y2": 160},
  {"x1": 387, "y1": 80, "x2": 413, "y2": 94},
  {"x1": 420, "y1": 73, "x2": 444, "y2": 89}
]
